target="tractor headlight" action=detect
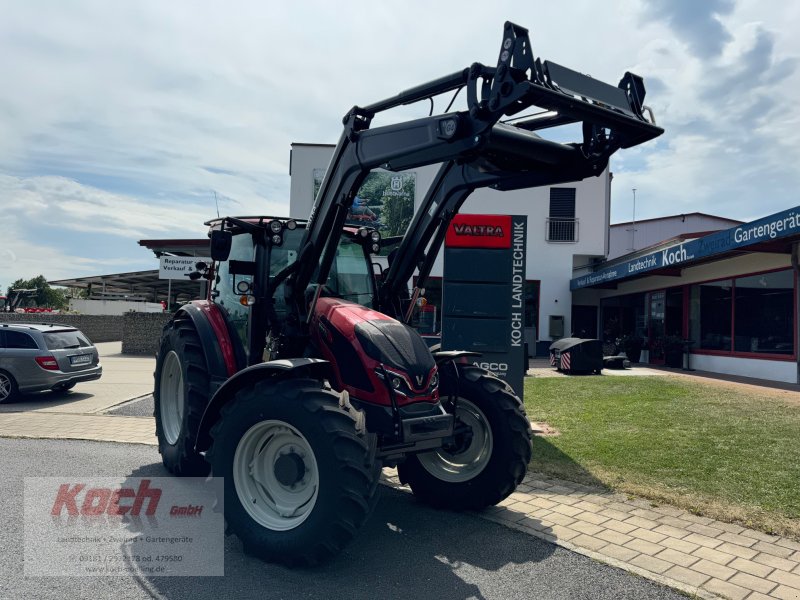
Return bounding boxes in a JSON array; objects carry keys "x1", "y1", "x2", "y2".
[
  {"x1": 370, "y1": 231, "x2": 381, "y2": 242},
  {"x1": 269, "y1": 220, "x2": 283, "y2": 234},
  {"x1": 430, "y1": 373, "x2": 439, "y2": 389},
  {"x1": 391, "y1": 377, "x2": 402, "y2": 390},
  {"x1": 271, "y1": 234, "x2": 282, "y2": 245},
  {"x1": 286, "y1": 219, "x2": 297, "y2": 230},
  {"x1": 371, "y1": 243, "x2": 380, "y2": 254}
]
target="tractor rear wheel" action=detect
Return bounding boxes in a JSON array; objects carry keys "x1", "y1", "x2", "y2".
[
  {"x1": 153, "y1": 317, "x2": 210, "y2": 476},
  {"x1": 398, "y1": 365, "x2": 532, "y2": 510},
  {"x1": 207, "y1": 377, "x2": 380, "y2": 566}
]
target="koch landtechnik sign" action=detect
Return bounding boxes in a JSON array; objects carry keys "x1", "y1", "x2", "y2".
[
  {"x1": 571, "y1": 206, "x2": 800, "y2": 290},
  {"x1": 441, "y1": 214, "x2": 527, "y2": 397}
]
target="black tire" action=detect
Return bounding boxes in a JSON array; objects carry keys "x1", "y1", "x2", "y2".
[
  {"x1": 398, "y1": 365, "x2": 532, "y2": 510},
  {"x1": 153, "y1": 317, "x2": 210, "y2": 476},
  {"x1": 0, "y1": 370, "x2": 18, "y2": 404},
  {"x1": 207, "y1": 377, "x2": 380, "y2": 566}
]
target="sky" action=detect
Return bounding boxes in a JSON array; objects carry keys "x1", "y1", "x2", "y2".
[{"x1": 1, "y1": 0, "x2": 799, "y2": 287}]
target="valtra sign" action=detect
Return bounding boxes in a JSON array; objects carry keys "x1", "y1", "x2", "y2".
[{"x1": 444, "y1": 214, "x2": 512, "y2": 249}]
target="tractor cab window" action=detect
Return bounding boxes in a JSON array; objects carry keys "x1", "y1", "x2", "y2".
[
  {"x1": 212, "y1": 232, "x2": 255, "y2": 355},
  {"x1": 269, "y1": 228, "x2": 303, "y2": 317},
  {"x1": 324, "y1": 236, "x2": 375, "y2": 307}
]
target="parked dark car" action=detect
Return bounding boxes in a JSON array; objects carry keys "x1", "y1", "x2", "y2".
[{"x1": 0, "y1": 323, "x2": 102, "y2": 402}]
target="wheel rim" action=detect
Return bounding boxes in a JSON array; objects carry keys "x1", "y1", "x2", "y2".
[
  {"x1": 159, "y1": 351, "x2": 184, "y2": 445},
  {"x1": 418, "y1": 398, "x2": 494, "y2": 483},
  {"x1": 0, "y1": 373, "x2": 11, "y2": 401},
  {"x1": 233, "y1": 420, "x2": 319, "y2": 531}
]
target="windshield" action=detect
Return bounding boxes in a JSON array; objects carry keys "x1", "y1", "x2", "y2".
[
  {"x1": 324, "y1": 236, "x2": 375, "y2": 307},
  {"x1": 44, "y1": 330, "x2": 92, "y2": 350}
]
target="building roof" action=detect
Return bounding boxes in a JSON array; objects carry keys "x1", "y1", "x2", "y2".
[
  {"x1": 611, "y1": 212, "x2": 743, "y2": 227},
  {"x1": 572, "y1": 206, "x2": 800, "y2": 290},
  {"x1": 138, "y1": 238, "x2": 210, "y2": 257}
]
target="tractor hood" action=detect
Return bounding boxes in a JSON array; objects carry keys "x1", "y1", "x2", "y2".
[
  {"x1": 354, "y1": 319, "x2": 436, "y2": 389},
  {"x1": 312, "y1": 297, "x2": 438, "y2": 403}
]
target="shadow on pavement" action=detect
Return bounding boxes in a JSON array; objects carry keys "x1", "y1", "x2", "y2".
[
  {"x1": 529, "y1": 437, "x2": 609, "y2": 491},
  {"x1": 0, "y1": 389, "x2": 94, "y2": 412},
  {"x1": 121, "y1": 462, "x2": 555, "y2": 600}
]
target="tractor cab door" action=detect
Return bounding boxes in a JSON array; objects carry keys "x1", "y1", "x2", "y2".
[{"x1": 211, "y1": 231, "x2": 256, "y2": 364}]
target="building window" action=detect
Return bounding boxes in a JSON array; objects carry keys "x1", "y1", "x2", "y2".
[
  {"x1": 734, "y1": 270, "x2": 794, "y2": 355},
  {"x1": 689, "y1": 269, "x2": 795, "y2": 358},
  {"x1": 547, "y1": 188, "x2": 577, "y2": 242},
  {"x1": 416, "y1": 277, "x2": 442, "y2": 335},
  {"x1": 689, "y1": 280, "x2": 733, "y2": 351},
  {"x1": 524, "y1": 281, "x2": 540, "y2": 335}
]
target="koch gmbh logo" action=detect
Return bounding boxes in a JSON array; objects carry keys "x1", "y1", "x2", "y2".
[
  {"x1": 25, "y1": 477, "x2": 224, "y2": 576},
  {"x1": 51, "y1": 480, "x2": 162, "y2": 517}
]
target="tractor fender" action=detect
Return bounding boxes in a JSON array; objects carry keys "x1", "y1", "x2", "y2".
[
  {"x1": 173, "y1": 302, "x2": 238, "y2": 390},
  {"x1": 431, "y1": 350, "x2": 481, "y2": 366},
  {"x1": 194, "y1": 358, "x2": 332, "y2": 452}
]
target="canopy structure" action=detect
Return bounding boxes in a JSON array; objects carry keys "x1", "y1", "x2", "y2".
[
  {"x1": 49, "y1": 269, "x2": 204, "y2": 302},
  {"x1": 50, "y1": 238, "x2": 211, "y2": 303}
]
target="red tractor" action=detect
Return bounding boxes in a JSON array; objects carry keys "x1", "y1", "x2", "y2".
[{"x1": 153, "y1": 22, "x2": 662, "y2": 565}]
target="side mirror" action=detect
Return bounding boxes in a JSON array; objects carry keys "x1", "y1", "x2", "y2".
[{"x1": 210, "y1": 230, "x2": 232, "y2": 262}]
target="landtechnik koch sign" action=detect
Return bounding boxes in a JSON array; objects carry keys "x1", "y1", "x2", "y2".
[
  {"x1": 571, "y1": 206, "x2": 800, "y2": 290},
  {"x1": 24, "y1": 477, "x2": 224, "y2": 576}
]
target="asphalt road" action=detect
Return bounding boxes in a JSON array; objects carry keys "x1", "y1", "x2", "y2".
[
  {"x1": 106, "y1": 395, "x2": 155, "y2": 417},
  {"x1": 0, "y1": 438, "x2": 687, "y2": 600}
]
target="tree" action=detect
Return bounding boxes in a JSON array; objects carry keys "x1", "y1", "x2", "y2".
[{"x1": 6, "y1": 275, "x2": 70, "y2": 310}]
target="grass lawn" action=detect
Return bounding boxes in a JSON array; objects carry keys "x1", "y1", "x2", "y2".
[{"x1": 523, "y1": 375, "x2": 800, "y2": 539}]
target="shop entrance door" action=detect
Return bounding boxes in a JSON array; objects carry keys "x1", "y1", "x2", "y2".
[{"x1": 648, "y1": 290, "x2": 666, "y2": 364}]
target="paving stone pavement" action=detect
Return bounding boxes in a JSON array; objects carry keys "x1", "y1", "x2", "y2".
[{"x1": 381, "y1": 471, "x2": 800, "y2": 600}]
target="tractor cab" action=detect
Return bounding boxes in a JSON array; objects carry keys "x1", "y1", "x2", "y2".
[{"x1": 206, "y1": 216, "x2": 381, "y2": 367}]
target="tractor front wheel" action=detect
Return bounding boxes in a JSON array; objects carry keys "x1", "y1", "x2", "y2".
[
  {"x1": 207, "y1": 377, "x2": 380, "y2": 566},
  {"x1": 153, "y1": 317, "x2": 210, "y2": 476},
  {"x1": 398, "y1": 365, "x2": 532, "y2": 510}
]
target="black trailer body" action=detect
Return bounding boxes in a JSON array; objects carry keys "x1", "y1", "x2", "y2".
[{"x1": 549, "y1": 337, "x2": 603, "y2": 374}]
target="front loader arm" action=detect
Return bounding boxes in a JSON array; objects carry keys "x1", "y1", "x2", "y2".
[{"x1": 287, "y1": 20, "x2": 663, "y2": 327}]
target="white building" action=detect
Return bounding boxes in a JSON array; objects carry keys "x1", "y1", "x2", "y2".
[
  {"x1": 289, "y1": 143, "x2": 612, "y2": 356},
  {"x1": 608, "y1": 213, "x2": 742, "y2": 260},
  {"x1": 573, "y1": 209, "x2": 800, "y2": 384}
]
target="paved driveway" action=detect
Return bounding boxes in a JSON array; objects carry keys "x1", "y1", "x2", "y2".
[{"x1": 0, "y1": 438, "x2": 686, "y2": 600}]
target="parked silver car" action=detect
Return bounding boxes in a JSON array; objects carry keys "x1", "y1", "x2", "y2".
[{"x1": 0, "y1": 323, "x2": 102, "y2": 402}]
